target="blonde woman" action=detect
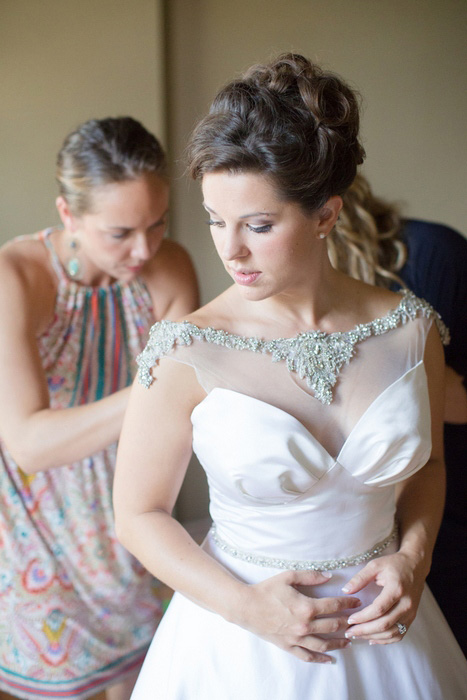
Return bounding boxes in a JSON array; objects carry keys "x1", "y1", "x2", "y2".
[{"x1": 0, "y1": 117, "x2": 198, "y2": 700}]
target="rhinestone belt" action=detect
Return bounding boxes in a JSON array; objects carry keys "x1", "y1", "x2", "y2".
[{"x1": 210, "y1": 524, "x2": 398, "y2": 572}]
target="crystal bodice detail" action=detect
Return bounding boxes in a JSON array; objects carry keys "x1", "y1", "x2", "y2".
[{"x1": 137, "y1": 291, "x2": 448, "y2": 404}]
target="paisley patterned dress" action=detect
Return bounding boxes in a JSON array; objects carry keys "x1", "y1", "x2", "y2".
[{"x1": 0, "y1": 229, "x2": 166, "y2": 700}]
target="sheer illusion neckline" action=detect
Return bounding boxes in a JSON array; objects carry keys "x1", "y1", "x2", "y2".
[
  {"x1": 183, "y1": 290, "x2": 442, "y2": 341},
  {"x1": 137, "y1": 290, "x2": 448, "y2": 404}
]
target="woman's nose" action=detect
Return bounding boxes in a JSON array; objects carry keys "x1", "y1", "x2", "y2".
[
  {"x1": 131, "y1": 232, "x2": 151, "y2": 260},
  {"x1": 221, "y1": 230, "x2": 248, "y2": 261}
]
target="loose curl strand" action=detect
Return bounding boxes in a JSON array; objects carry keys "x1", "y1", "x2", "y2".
[{"x1": 329, "y1": 173, "x2": 407, "y2": 288}]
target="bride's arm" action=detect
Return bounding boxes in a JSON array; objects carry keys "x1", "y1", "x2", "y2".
[
  {"x1": 342, "y1": 324, "x2": 446, "y2": 643},
  {"x1": 113, "y1": 357, "x2": 359, "y2": 662}
]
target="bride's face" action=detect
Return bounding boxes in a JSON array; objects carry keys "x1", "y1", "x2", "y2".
[{"x1": 201, "y1": 171, "x2": 328, "y2": 302}]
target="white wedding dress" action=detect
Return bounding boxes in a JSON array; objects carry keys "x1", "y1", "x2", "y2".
[{"x1": 132, "y1": 292, "x2": 466, "y2": 699}]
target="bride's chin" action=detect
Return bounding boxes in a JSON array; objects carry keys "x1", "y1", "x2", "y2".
[{"x1": 235, "y1": 285, "x2": 272, "y2": 303}]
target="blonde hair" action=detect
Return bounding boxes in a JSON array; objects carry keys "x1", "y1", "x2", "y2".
[
  {"x1": 328, "y1": 173, "x2": 407, "y2": 288},
  {"x1": 56, "y1": 117, "x2": 167, "y2": 216}
]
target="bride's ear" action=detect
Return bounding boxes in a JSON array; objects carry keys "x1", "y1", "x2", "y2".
[{"x1": 315, "y1": 196, "x2": 342, "y2": 238}]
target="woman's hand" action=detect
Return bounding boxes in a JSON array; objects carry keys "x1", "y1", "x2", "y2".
[
  {"x1": 236, "y1": 570, "x2": 361, "y2": 662},
  {"x1": 341, "y1": 550, "x2": 427, "y2": 644}
]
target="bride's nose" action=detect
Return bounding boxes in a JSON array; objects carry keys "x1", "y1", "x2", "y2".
[{"x1": 221, "y1": 230, "x2": 249, "y2": 261}]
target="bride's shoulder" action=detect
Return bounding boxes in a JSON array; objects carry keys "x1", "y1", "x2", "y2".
[
  {"x1": 357, "y1": 283, "x2": 403, "y2": 321},
  {"x1": 344, "y1": 278, "x2": 448, "y2": 344},
  {"x1": 176, "y1": 288, "x2": 237, "y2": 331}
]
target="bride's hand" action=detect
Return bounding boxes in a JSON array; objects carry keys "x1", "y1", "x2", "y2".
[
  {"x1": 341, "y1": 551, "x2": 427, "y2": 644},
  {"x1": 235, "y1": 570, "x2": 361, "y2": 662}
]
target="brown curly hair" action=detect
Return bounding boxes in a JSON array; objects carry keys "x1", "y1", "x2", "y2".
[{"x1": 187, "y1": 53, "x2": 365, "y2": 214}]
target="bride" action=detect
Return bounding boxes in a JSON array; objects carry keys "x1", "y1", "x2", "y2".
[{"x1": 113, "y1": 54, "x2": 466, "y2": 698}]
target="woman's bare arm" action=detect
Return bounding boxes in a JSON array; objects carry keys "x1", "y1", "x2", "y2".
[
  {"x1": 0, "y1": 246, "x2": 132, "y2": 472},
  {"x1": 0, "y1": 235, "x2": 199, "y2": 473}
]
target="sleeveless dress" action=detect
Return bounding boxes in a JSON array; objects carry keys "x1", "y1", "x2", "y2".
[
  {"x1": 0, "y1": 229, "x2": 167, "y2": 700},
  {"x1": 132, "y1": 292, "x2": 467, "y2": 699}
]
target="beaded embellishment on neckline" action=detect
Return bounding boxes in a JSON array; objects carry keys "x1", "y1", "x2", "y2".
[{"x1": 137, "y1": 291, "x2": 449, "y2": 404}]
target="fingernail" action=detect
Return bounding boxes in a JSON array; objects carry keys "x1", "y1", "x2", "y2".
[
  {"x1": 347, "y1": 617, "x2": 356, "y2": 624},
  {"x1": 369, "y1": 641, "x2": 376, "y2": 646},
  {"x1": 341, "y1": 585, "x2": 351, "y2": 592},
  {"x1": 321, "y1": 571, "x2": 333, "y2": 579},
  {"x1": 344, "y1": 632, "x2": 352, "y2": 639}
]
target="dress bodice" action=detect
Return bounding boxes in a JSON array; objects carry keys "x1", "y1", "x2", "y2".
[
  {"x1": 191, "y1": 360, "x2": 430, "y2": 561},
  {"x1": 138, "y1": 292, "x2": 447, "y2": 561}
]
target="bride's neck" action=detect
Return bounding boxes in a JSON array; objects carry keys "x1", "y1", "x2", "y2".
[{"x1": 228, "y1": 268, "x2": 357, "y2": 338}]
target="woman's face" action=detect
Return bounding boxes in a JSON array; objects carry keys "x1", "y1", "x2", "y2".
[
  {"x1": 70, "y1": 173, "x2": 169, "y2": 284},
  {"x1": 201, "y1": 171, "x2": 328, "y2": 302}
]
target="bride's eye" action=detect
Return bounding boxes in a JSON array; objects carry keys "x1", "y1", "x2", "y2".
[
  {"x1": 206, "y1": 219, "x2": 224, "y2": 228},
  {"x1": 246, "y1": 223, "x2": 272, "y2": 234}
]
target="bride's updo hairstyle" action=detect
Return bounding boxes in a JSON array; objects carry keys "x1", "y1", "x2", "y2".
[{"x1": 187, "y1": 53, "x2": 365, "y2": 214}]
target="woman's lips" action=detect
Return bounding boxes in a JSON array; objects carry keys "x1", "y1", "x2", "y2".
[{"x1": 230, "y1": 269, "x2": 261, "y2": 285}]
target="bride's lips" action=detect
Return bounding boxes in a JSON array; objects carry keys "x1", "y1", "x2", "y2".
[{"x1": 230, "y1": 269, "x2": 261, "y2": 285}]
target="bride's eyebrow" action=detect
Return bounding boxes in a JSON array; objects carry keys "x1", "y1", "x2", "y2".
[
  {"x1": 239, "y1": 211, "x2": 275, "y2": 219},
  {"x1": 202, "y1": 203, "x2": 276, "y2": 219}
]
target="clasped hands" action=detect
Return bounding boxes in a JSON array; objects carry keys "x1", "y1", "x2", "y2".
[{"x1": 236, "y1": 551, "x2": 425, "y2": 663}]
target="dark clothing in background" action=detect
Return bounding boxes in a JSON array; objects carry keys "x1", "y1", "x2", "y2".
[{"x1": 396, "y1": 219, "x2": 467, "y2": 655}]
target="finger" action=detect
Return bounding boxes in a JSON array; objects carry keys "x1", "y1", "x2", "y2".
[
  {"x1": 346, "y1": 615, "x2": 406, "y2": 639},
  {"x1": 300, "y1": 636, "x2": 351, "y2": 654},
  {"x1": 292, "y1": 636, "x2": 351, "y2": 662},
  {"x1": 290, "y1": 646, "x2": 335, "y2": 663},
  {"x1": 346, "y1": 590, "x2": 398, "y2": 625},
  {"x1": 366, "y1": 624, "x2": 407, "y2": 642},
  {"x1": 311, "y1": 595, "x2": 361, "y2": 616},
  {"x1": 347, "y1": 626, "x2": 400, "y2": 642},
  {"x1": 342, "y1": 565, "x2": 376, "y2": 594},
  {"x1": 367, "y1": 624, "x2": 408, "y2": 645},
  {"x1": 287, "y1": 570, "x2": 335, "y2": 587},
  {"x1": 309, "y1": 615, "x2": 351, "y2": 636}
]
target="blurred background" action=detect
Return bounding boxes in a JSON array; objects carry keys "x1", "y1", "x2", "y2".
[{"x1": 1, "y1": 0, "x2": 466, "y2": 520}]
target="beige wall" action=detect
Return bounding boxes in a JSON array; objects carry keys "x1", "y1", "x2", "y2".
[{"x1": 0, "y1": 0, "x2": 165, "y2": 243}]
